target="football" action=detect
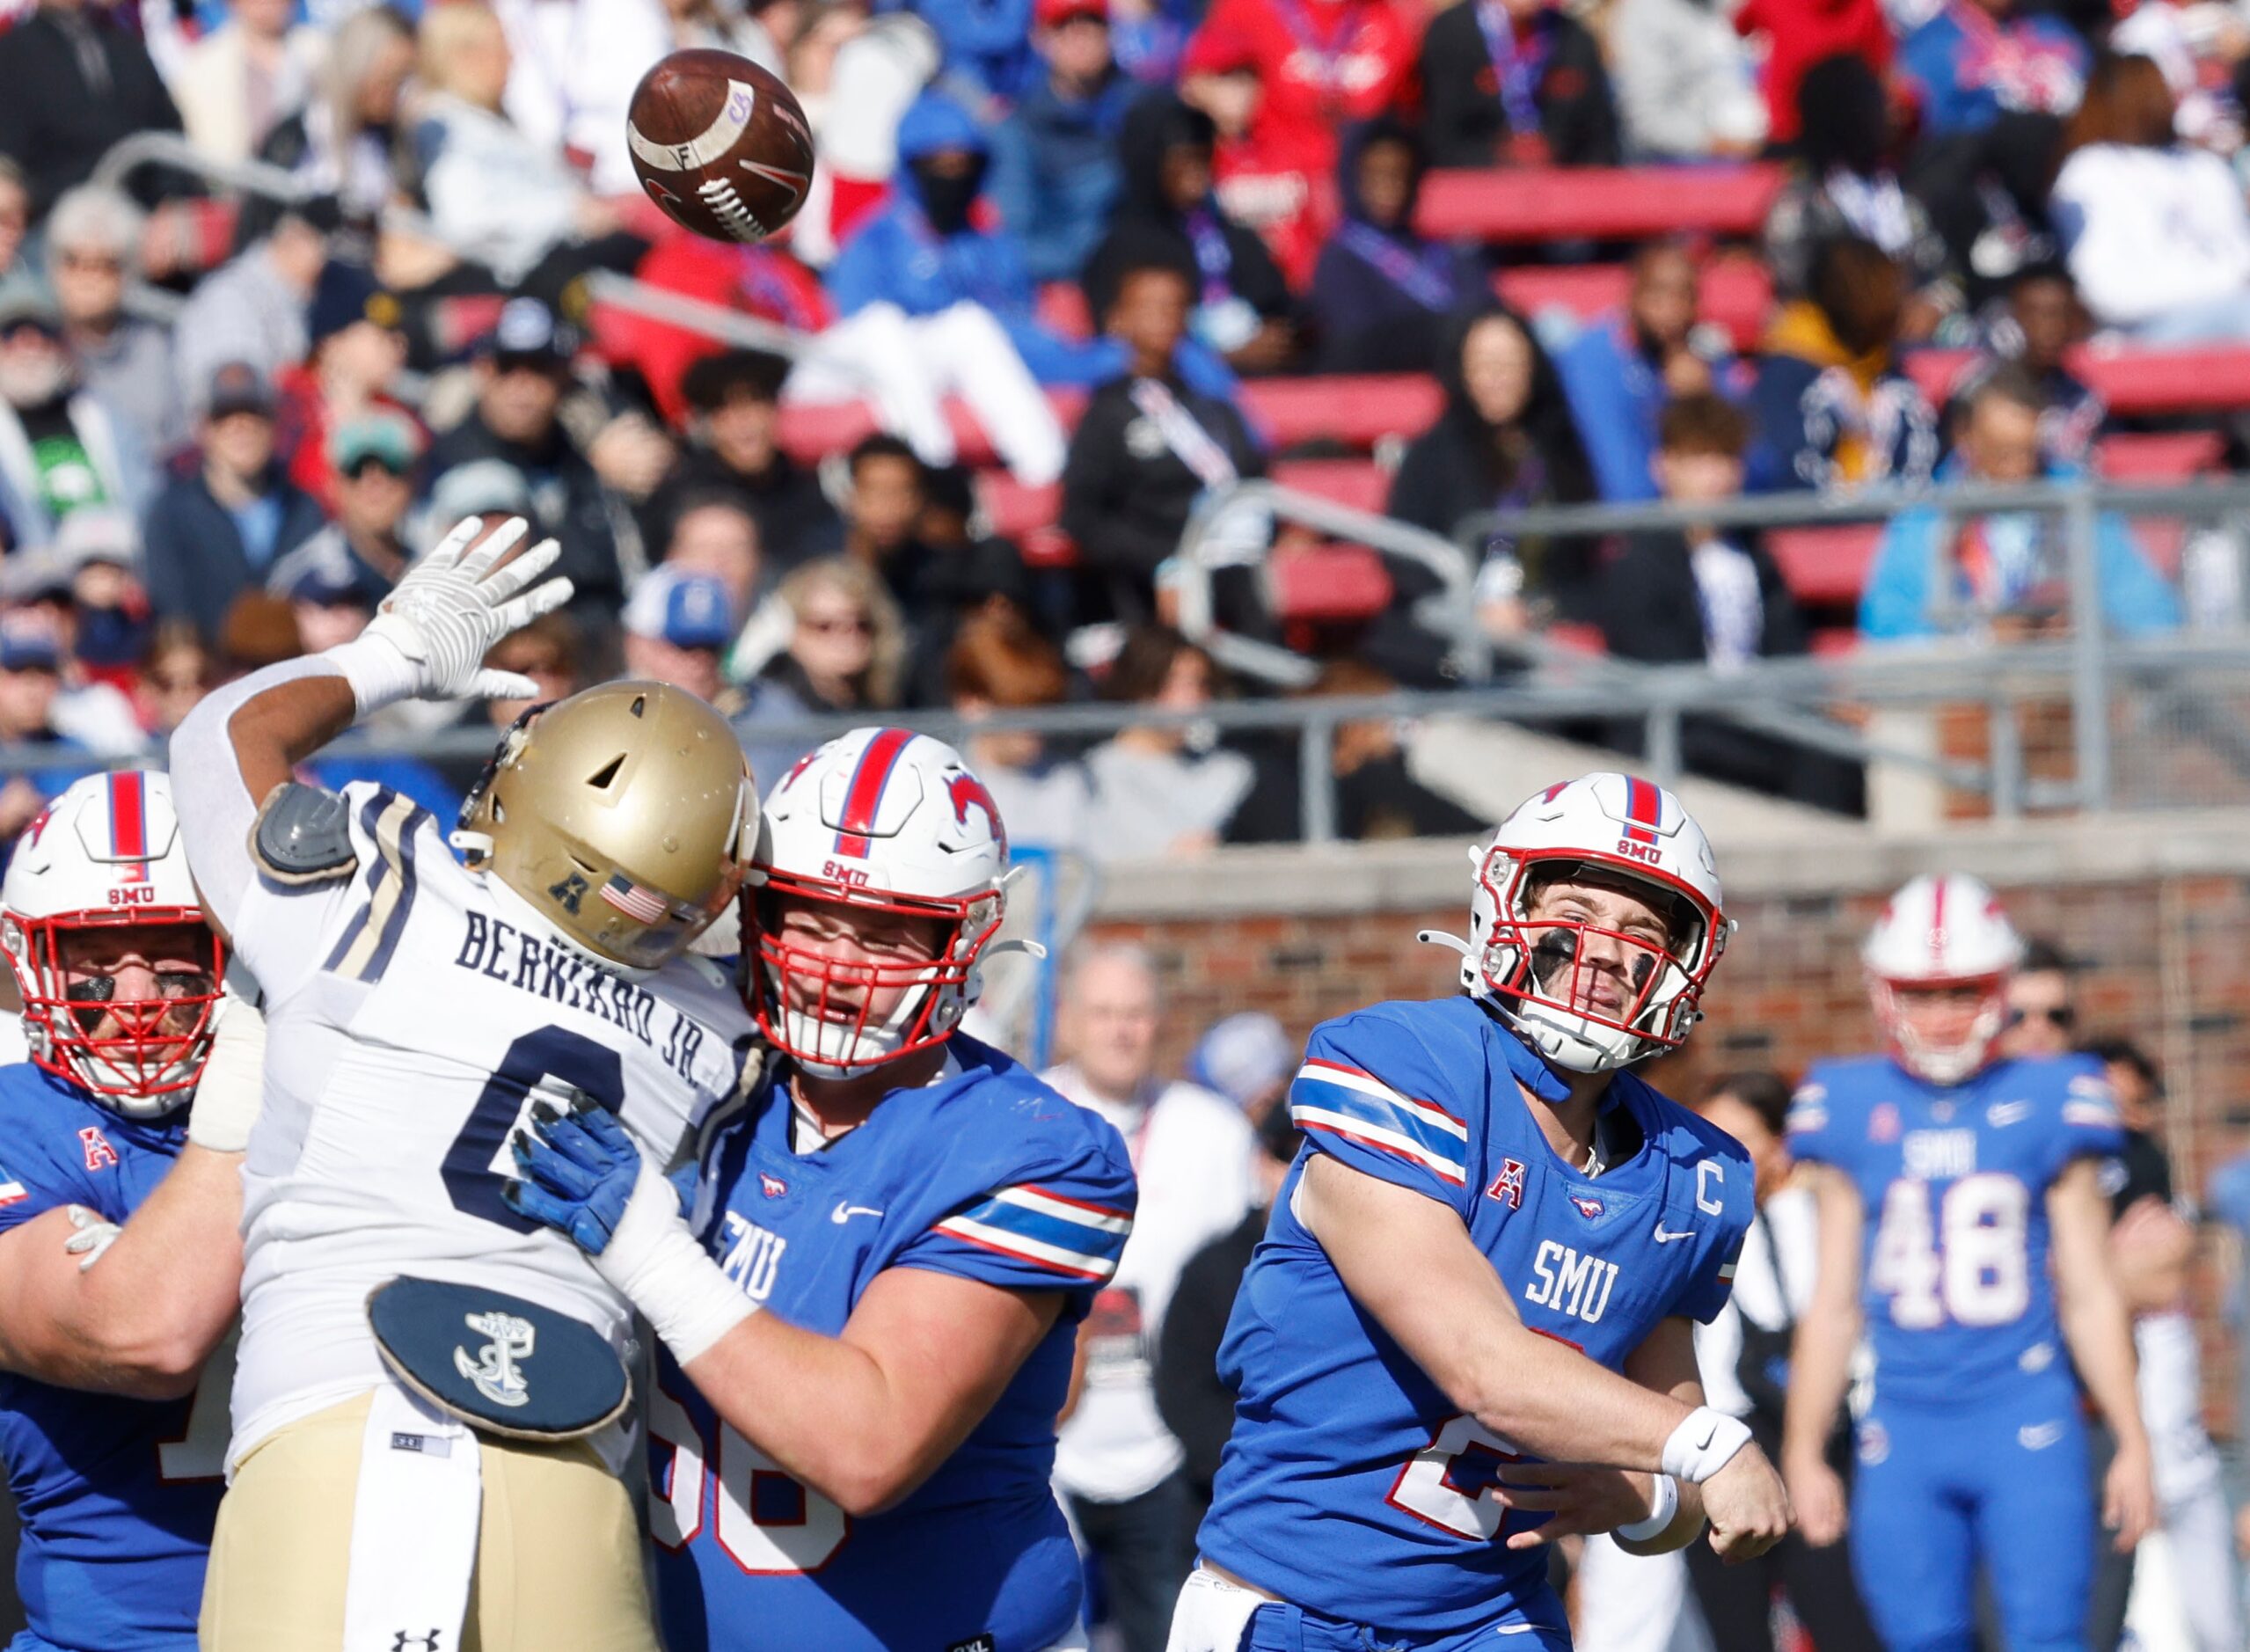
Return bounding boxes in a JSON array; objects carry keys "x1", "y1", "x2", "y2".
[{"x1": 625, "y1": 49, "x2": 815, "y2": 245}]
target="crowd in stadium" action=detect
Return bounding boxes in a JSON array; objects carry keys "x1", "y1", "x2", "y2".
[{"x1": 0, "y1": 0, "x2": 2244, "y2": 860}]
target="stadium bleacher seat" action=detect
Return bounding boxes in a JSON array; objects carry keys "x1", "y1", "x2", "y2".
[
  {"x1": 1414, "y1": 164, "x2": 1786, "y2": 245},
  {"x1": 1906, "y1": 345, "x2": 2250, "y2": 419},
  {"x1": 1766, "y1": 523, "x2": 1884, "y2": 608},
  {"x1": 2095, "y1": 430, "x2": 2225, "y2": 480},
  {"x1": 1269, "y1": 544, "x2": 1392, "y2": 624},
  {"x1": 1270, "y1": 458, "x2": 1392, "y2": 515},
  {"x1": 1495, "y1": 255, "x2": 1774, "y2": 351},
  {"x1": 1240, "y1": 374, "x2": 1443, "y2": 450}
]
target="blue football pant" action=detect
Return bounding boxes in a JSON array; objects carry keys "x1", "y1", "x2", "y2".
[{"x1": 1849, "y1": 1383, "x2": 2095, "y2": 1652}]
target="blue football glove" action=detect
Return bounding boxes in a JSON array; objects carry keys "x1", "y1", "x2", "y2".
[{"x1": 503, "y1": 1099, "x2": 644, "y2": 1256}]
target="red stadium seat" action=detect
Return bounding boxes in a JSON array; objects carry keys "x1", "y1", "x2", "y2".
[
  {"x1": 1269, "y1": 544, "x2": 1392, "y2": 622},
  {"x1": 1906, "y1": 343, "x2": 2250, "y2": 418},
  {"x1": 1414, "y1": 164, "x2": 1786, "y2": 245},
  {"x1": 1270, "y1": 458, "x2": 1392, "y2": 515},
  {"x1": 1242, "y1": 375, "x2": 1444, "y2": 449},
  {"x1": 1766, "y1": 523, "x2": 1884, "y2": 607},
  {"x1": 980, "y1": 475, "x2": 1061, "y2": 540},
  {"x1": 2095, "y1": 430, "x2": 2225, "y2": 480},
  {"x1": 1495, "y1": 257, "x2": 1774, "y2": 350}
]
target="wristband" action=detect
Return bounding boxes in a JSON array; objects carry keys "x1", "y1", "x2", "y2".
[
  {"x1": 325, "y1": 633, "x2": 420, "y2": 717},
  {"x1": 1615, "y1": 1473, "x2": 1679, "y2": 1543},
  {"x1": 598, "y1": 1157, "x2": 757, "y2": 1365},
  {"x1": 1661, "y1": 1407, "x2": 1753, "y2": 1484}
]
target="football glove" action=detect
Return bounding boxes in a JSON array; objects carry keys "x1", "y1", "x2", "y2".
[{"x1": 333, "y1": 515, "x2": 573, "y2": 711}]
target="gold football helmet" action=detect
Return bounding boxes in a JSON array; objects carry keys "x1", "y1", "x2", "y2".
[{"x1": 454, "y1": 681, "x2": 754, "y2": 973}]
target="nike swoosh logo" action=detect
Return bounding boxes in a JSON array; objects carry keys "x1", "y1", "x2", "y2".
[
  {"x1": 830, "y1": 1202, "x2": 885, "y2": 1224},
  {"x1": 1653, "y1": 1225, "x2": 1697, "y2": 1243},
  {"x1": 2018, "y1": 1422, "x2": 2064, "y2": 1451},
  {"x1": 1989, "y1": 1102, "x2": 2032, "y2": 1128}
]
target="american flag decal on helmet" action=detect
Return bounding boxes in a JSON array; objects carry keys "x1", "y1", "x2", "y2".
[{"x1": 599, "y1": 873, "x2": 670, "y2": 925}]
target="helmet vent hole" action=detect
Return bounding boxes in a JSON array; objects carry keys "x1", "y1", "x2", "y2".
[
  {"x1": 629, "y1": 695, "x2": 647, "y2": 719},
  {"x1": 587, "y1": 755, "x2": 625, "y2": 790}
]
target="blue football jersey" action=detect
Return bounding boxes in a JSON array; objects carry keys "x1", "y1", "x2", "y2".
[
  {"x1": 1786, "y1": 1052, "x2": 2123, "y2": 1406},
  {"x1": 1200, "y1": 998, "x2": 1752, "y2": 1640},
  {"x1": 649, "y1": 1034, "x2": 1136, "y2": 1652},
  {"x1": 0, "y1": 1064, "x2": 229, "y2": 1652}
]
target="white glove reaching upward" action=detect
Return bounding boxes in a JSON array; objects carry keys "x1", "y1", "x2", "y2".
[{"x1": 334, "y1": 516, "x2": 574, "y2": 713}]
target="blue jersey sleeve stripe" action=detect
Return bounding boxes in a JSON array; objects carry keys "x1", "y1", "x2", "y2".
[
  {"x1": 1293, "y1": 1108, "x2": 1469, "y2": 1187},
  {"x1": 931, "y1": 1215, "x2": 1121, "y2": 1282},
  {"x1": 943, "y1": 1185, "x2": 1132, "y2": 1262},
  {"x1": 1299, "y1": 1059, "x2": 1467, "y2": 1137}
]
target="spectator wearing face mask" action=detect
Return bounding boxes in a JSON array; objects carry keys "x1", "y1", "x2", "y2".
[
  {"x1": 990, "y1": 0, "x2": 1140, "y2": 283},
  {"x1": 42, "y1": 184, "x2": 179, "y2": 462},
  {"x1": 1419, "y1": 0, "x2": 1619, "y2": 170},
  {"x1": 1309, "y1": 119, "x2": 1487, "y2": 376},
  {"x1": 142, "y1": 362, "x2": 326, "y2": 643},
  {"x1": 1084, "y1": 92, "x2": 1296, "y2": 376},
  {"x1": 822, "y1": 90, "x2": 1072, "y2": 486},
  {"x1": 0, "y1": 290, "x2": 155, "y2": 553}
]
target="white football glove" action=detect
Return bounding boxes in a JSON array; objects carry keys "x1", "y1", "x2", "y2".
[
  {"x1": 331, "y1": 515, "x2": 574, "y2": 713},
  {"x1": 62, "y1": 1205, "x2": 121, "y2": 1273},
  {"x1": 186, "y1": 983, "x2": 269, "y2": 1155}
]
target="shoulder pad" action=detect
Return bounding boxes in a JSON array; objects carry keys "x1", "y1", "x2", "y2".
[{"x1": 252, "y1": 782, "x2": 358, "y2": 885}]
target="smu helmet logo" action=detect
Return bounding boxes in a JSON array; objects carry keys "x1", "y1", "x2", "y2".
[
  {"x1": 947, "y1": 771, "x2": 1007, "y2": 855},
  {"x1": 1568, "y1": 1194, "x2": 1604, "y2": 1220}
]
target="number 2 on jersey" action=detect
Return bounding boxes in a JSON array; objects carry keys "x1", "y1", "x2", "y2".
[
  {"x1": 1386, "y1": 1414, "x2": 1535, "y2": 1540},
  {"x1": 648, "y1": 1379, "x2": 851, "y2": 1574},
  {"x1": 1869, "y1": 1172, "x2": 2030, "y2": 1328},
  {"x1": 442, "y1": 1027, "x2": 627, "y2": 1233}
]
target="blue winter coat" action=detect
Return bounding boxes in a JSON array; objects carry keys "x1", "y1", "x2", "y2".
[
  {"x1": 1859, "y1": 458, "x2": 2179, "y2": 641},
  {"x1": 988, "y1": 69, "x2": 1138, "y2": 283}
]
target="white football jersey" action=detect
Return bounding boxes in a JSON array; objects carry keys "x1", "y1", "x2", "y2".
[{"x1": 224, "y1": 783, "x2": 757, "y2": 1471}]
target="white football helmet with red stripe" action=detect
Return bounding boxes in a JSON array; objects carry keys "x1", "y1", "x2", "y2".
[
  {"x1": 1426, "y1": 772, "x2": 1730, "y2": 1073},
  {"x1": 748, "y1": 727, "x2": 1011, "y2": 1076},
  {"x1": 0, "y1": 771, "x2": 223, "y2": 1116},
  {"x1": 1864, "y1": 873, "x2": 2023, "y2": 1085}
]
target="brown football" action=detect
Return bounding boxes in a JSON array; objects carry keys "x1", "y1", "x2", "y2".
[{"x1": 626, "y1": 50, "x2": 815, "y2": 245}]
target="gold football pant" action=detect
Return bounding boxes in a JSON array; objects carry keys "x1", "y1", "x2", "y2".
[{"x1": 198, "y1": 1390, "x2": 660, "y2": 1651}]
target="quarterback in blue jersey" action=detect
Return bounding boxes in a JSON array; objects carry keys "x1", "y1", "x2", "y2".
[
  {"x1": 509, "y1": 727, "x2": 1136, "y2": 1652},
  {"x1": 0, "y1": 772, "x2": 266, "y2": 1651},
  {"x1": 1174, "y1": 773, "x2": 1791, "y2": 1652},
  {"x1": 1781, "y1": 873, "x2": 2155, "y2": 1652}
]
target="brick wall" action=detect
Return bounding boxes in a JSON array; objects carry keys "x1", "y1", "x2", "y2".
[{"x1": 1082, "y1": 845, "x2": 2250, "y2": 1429}]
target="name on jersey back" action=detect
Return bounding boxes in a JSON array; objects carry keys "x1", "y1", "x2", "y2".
[{"x1": 454, "y1": 910, "x2": 713, "y2": 1083}]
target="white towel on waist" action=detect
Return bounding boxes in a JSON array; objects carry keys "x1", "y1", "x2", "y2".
[{"x1": 340, "y1": 1381, "x2": 483, "y2": 1652}]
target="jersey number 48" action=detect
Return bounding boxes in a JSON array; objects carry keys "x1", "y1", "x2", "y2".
[{"x1": 1868, "y1": 1173, "x2": 2030, "y2": 1329}]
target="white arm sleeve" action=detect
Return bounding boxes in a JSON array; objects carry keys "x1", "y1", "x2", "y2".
[{"x1": 167, "y1": 654, "x2": 350, "y2": 938}]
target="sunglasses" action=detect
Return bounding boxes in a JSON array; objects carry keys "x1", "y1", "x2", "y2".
[
  {"x1": 2004, "y1": 1004, "x2": 2075, "y2": 1029},
  {"x1": 800, "y1": 614, "x2": 872, "y2": 637}
]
